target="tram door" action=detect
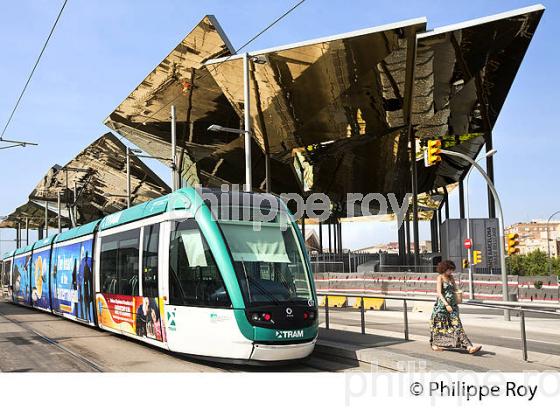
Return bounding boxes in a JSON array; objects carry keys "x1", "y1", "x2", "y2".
[
  {"x1": 140, "y1": 224, "x2": 166, "y2": 343},
  {"x1": 165, "y1": 219, "x2": 241, "y2": 357}
]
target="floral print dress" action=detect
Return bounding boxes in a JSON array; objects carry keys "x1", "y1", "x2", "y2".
[{"x1": 429, "y1": 279, "x2": 473, "y2": 349}]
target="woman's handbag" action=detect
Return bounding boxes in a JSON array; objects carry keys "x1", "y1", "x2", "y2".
[{"x1": 454, "y1": 290, "x2": 463, "y2": 304}]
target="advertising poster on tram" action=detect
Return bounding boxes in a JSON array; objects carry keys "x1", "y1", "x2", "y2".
[
  {"x1": 12, "y1": 254, "x2": 31, "y2": 305},
  {"x1": 51, "y1": 239, "x2": 95, "y2": 323},
  {"x1": 97, "y1": 294, "x2": 166, "y2": 342},
  {"x1": 30, "y1": 248, "x2": 51, "y2": 310}
]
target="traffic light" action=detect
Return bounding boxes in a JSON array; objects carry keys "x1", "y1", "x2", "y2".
[
  {"x1": 424, "y1": 139, "x2": 442, "y2": 167},
  {"x1": 462, "y1": 259, "x2": 469, "y2": 269},
  {"x1": 473, "y1": 250, "x2": 482, "y2": 265},
  {"x1": 507, "y1": 233, "x2": 520, "y2": 256}
]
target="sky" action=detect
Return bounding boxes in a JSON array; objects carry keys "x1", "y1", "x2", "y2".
[{"x1": 0, "y1": 0, "x2": 558, "y2": 253}]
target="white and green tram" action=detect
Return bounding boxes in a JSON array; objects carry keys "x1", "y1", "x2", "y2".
[{"x1": 1, "y1": 188, "x2": 318, "y2": 363}]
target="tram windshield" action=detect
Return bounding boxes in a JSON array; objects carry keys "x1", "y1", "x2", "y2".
[{"x1": 217, "y1": 209, "x2": 313, "y2": 306}]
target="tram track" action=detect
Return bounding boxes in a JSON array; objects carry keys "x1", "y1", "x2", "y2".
[
  {"x1": 0, "y1": 302, "x2": 374, "y2": 372},
  {"x1": 0, "y1": 309, "x2": 106, "y2": 372}
]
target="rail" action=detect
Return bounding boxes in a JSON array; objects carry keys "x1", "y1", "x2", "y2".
[{"x1": 316, "y1": 291, "x2": 560, "y2": 362}]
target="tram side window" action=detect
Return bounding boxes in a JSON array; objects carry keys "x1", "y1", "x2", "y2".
[
  {"x1": 4, "y1": 261, "x2": 12, "y2": 286},
  {"x1": 3, "y1": 261, "x2": 11, "y2": 286},
  {"x1": 100, "y1": 229, "x2": 140, "y2": 296},
  {"x1": 142, "y1": 224, "x2": 159, "y2": 298},
  {"x1": 169, "y1": 219, "x2": 231, "y2": 307}
]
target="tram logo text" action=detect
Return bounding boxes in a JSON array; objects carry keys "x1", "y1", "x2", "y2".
[{"x1": 275, "y1": 330, "x2": 304, "y2": 339}]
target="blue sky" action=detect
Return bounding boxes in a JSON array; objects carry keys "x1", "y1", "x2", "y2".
[{"x1": 0, "y1": 0, "x2": 557, "y2": 253}]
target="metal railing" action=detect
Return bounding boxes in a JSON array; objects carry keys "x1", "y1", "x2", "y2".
[
  {"x1": 317, "y1": 291, "x2": 560, "y2": 362},
  {"x1": 311, "y1": 261, "x2": 345, "y2": 273}
]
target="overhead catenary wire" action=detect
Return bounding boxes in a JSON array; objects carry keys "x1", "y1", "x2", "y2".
[{"x1": 0, "y1": 0, "x2": 69, "y2": 149}]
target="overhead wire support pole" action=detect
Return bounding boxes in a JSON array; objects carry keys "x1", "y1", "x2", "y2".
[
  {"x1": 243, "y1": 52, "x2": 252, "y2": 192},
  {"x1": 171, "y1": 105, "x2": 178, "y2": 191},
  {"x1": 44, "y1": 201, "x2": 48, "y2": 238},
  {"x1": 126, "y1": 147, "x2": 132, "y2": 208},
  {"x1": 57, "y1": 191, "x2": 62, "y2": 233}
]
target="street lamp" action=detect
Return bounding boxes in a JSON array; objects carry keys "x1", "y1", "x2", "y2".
[
  {"x1": 208, "y1": 52, "x2": 254, "y2": 192},
  {"x1": 465, "y1": 148, "x2": 497, "y2": 299},
  {"x1": 441, "y1": 148, "x2": 510, "y2": 320},
  {"x1": 546, "y1": 210, "x2": 560, "y2": 274},
  {"x1": 208, "y1": 124, "x2": 250, "y2": 134},
  {"x1": 207, "y1": 123, "x2": 254, "y2": 192}
]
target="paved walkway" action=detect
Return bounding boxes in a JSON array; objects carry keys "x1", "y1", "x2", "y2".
[{"x1": 315, "y1": 304, "x2": 560, "y2": 372}]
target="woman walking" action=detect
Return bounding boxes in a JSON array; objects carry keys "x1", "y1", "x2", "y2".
[{"x1": 430, "y1": 260, "x2": 481, "y2": 354}]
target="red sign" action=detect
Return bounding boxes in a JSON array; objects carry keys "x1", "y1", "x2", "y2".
[{"x1": 464, "y1": 238, "x2": 472, "y2": 249}]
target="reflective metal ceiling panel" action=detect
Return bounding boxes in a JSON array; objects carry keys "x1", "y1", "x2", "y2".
[
  {"x1": 0, "y1": 201, "x2": 72, "y2": 229},
  {"x1": 104, "y1": 15, "x2": 242, "y2": 187},
  {"x1": 28, "y1": 133, "x2": 170, "y2": 224},
  {"x1": 206, "y1": 18, "x2": 427, "y2": 156},
  {"x1": 414, "y1": 5, "x2": 544, "y2": 192},
  {"x1": 104, "y1": 7, "x2": 544, "y2": 219}
]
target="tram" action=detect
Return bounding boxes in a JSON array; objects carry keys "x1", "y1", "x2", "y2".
[{"x1": 0, "y1": 187, "x2": 318, "y2": 363}]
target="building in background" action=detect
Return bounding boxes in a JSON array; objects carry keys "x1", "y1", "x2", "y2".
[
  {"x1": 355, "y1": 240, "x2": 432, "y2": 254},
  {"x1": 505, "y1": 220, "x2": 560, "y2": 256}
]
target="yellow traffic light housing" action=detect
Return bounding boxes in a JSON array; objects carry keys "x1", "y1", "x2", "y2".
[
  {"x1": 424, "y1": 139, "x2": 442, "y2": 167},
  {"x1": 462, "y1": 259, "x2": 469, "y2": 269},
  {"x1": 473, "y1": 250, "x2": 482, "y2": 265},
  {"x1": 507, "y1": 233, "x2": 520, "y2": 256}
]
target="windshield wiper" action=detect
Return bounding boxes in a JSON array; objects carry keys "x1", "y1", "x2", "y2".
[{"x1": 239, "y1": 258, "x2": 281, "y2": 306}]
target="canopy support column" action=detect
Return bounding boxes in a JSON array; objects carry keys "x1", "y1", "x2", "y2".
[{"x1": 404, "y1": 28, "x2": 420, "y2": 267}]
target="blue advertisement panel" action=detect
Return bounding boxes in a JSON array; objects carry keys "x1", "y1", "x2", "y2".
[
  {"x1": 30, "y1": 248, "x2": 52, "y2": 311},
  {"x1": 51, "y1": 239, "x2": 95, "y2": 323},
  {"x1": 12, "y1": 255, "x2": 31, "y2": 305}
]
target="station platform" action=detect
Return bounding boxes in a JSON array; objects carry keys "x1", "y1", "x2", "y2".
[{"x1": 315, "y1": 305, "x2": 560, "y2": 372}]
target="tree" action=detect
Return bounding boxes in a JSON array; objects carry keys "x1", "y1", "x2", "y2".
[{"x1": 506, "y1": 250, "x2": 560, "y2": 276}]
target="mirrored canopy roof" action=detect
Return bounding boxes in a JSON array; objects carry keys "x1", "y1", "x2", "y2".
[
  {"x1": 104, "y1": 6, "x2": 544, "y2": 219},
  {"x1": 26, "y1": 133, "x2": 170, "y2": 225},
  {"x1": 0, "y1": 200, "x2": 72, "y2": 229}
]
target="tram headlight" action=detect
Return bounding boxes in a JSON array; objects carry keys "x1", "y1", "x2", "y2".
[{"x1": 251, "y1": 312, "x2": 273, "y2": 322}]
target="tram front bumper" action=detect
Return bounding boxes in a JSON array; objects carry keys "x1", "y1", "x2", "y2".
[{"x1": 250, "y1": 338, "x2": 317, "y2": 361}]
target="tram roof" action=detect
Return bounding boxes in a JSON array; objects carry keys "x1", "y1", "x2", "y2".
[
  {"x1": 2, "y1": 251, "x2": 15, "y2": 260},
  {"x1": 54, "y1": 219, "x2": 101, "y2": 244},
  {"x1": 34, "y1": 234, "x2": 58, "y2": 250},
  {"x1": 98, "y1": 188, "x2": 197, "y2": 231},
  {"x1": 14, "y1": 244, "x2": 34, "y2": 256},
  {"x1": 104, "y1": 6, "x2": 544, "y2": 221}
]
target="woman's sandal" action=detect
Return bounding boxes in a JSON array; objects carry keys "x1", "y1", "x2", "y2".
[
  {"x1": 468, "y1": 345, "x2": 482, "y2": 354},
  {"x1": 431, "y1": 345, "x2": 444, "y2": 352}
]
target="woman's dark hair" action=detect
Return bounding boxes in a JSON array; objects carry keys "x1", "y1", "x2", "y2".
[{"x1": 436, "y1": 260, "x2": 456, "y2": 274}]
